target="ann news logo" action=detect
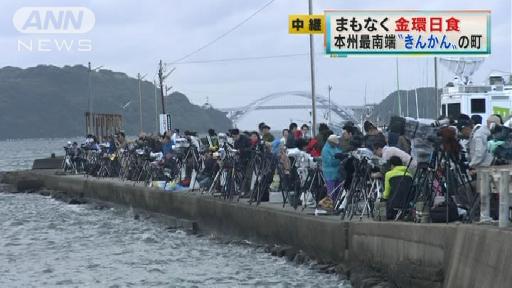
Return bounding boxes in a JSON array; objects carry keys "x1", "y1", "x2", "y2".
[{"x1": 13, "y1": 7, "x2": 95, "y2": 52}]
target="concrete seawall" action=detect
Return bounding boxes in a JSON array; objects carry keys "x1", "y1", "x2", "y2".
[{"x1": 2, "y1": 170, "x2": 512, "y2": 288}]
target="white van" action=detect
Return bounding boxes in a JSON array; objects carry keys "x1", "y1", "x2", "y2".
[{"x1": 441, "y1": 75, "x2": 512, "y2": 122}]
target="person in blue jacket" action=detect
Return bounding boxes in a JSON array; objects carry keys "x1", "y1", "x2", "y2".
[
  {"x1": 320, "y1": 134, "x2": 343, "y2": 209},
  {"x1": 161, "y1": 134, "x2": 173, "y2": 156}
]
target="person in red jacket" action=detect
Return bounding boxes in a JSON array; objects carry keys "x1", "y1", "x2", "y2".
[
  {"x1": 306, "y1": 123, "x2": 332, "y2": 157},
  {"x1": 306, "y1": 137, "x2": 321, "y2": 157}
]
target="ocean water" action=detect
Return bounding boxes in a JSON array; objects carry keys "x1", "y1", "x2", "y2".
[
  {"x1": 0, "y1": 138, "x2": 350, "y2": 287},
  {"x1": 0, "y1": 137, "x2": 81, "y2": 172}
]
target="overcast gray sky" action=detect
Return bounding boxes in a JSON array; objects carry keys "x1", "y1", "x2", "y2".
[{"x1": 1, "y1": 0, "x2": 510, "y2": 129}]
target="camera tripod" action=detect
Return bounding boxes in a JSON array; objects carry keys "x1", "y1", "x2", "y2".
[
  {"x1": 298, "y1": 162, "x2": 325, "y2": 211},
  {"x1": 339, "y1": 156, "x2": 381, "y2": 221},
  {"x1": 395, "y1": 146, "x2": 475, "y2": 223}
]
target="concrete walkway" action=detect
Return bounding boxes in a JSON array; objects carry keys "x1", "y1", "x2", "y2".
[{"x1": 3, "y1": 169, "x2": 512, "y2": 288}]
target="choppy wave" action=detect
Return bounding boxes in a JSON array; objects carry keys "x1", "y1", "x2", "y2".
[
  {"x1": 0, "y1": 138, "x2": 350, "y2": 287},
  {"x1": 0, "y1": 137, "x2": 82, "y2": 172},
  {"x1": 0, "y1": 190, "x2": 349, "y2": 287}
]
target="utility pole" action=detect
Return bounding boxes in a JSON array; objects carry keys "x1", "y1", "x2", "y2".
[
  {"x1": 87, "y1": 62, "x2": 92, "y2": 135},
  {"x1": 154, "y1": 79, "x2": 158, "y2": 133},
  {"x1": 158, "y1": 60, "x2": 166, "y2": 114},
  {"x1": 328, "y1": 85, "x2": 332, "y2": 125},
  {"x1": 137, "y1": 73, "x2": 146, "y2": 133},
  {"x1": 396, "y1": 57, "x2": 401, "y2": 117},
  {"x1": 308, "y1": 0, "x2": 317, "y2": 137},
  {"x1": 434, "y1": 57, "x2": 439, "y2": 118},
  {"x1": 158, "y1": 60, "x2": 176, "y2": 115}
]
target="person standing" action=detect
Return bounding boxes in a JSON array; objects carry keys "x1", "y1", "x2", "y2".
[
  {"x1": 301, "y1": 124, "x2": 310, "y2": 141},
  {"x1": 363, "y1": 121, "x2": 386, "y2": 150},
  {"x1": 468, "y1": 115, "x2": 500, "y2": 170},
  {"x1": 249, "y1": 131, "x2": 261, "y2": 148},
  {"x1": 280, "y1": 129, "x2": 289, "y2": 145},
  {"x1": 340, "y1": 122, "x2": 363, "y2": 152},
  {"x1": 286, "y1": 123, "x2": 298, "y2": 148},
  {"x1": 319, "y1": 135, "x2": 343, "y2": 210},
  {"x1": 115, "y1": 131, "x2": 127, "y2": 149},
  {"x1": 231, "y1": 129, "x2": 252, "y2": 194},
  {"x1": 261, "y1": 125, "x2": 275, "y2": 143},
  {"x1": 306, "y1": 123, "x2": 331, "y2": 157}
]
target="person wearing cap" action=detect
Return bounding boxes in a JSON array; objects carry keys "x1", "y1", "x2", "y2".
[
  {"x1": 319, "y1": 134, "x2": 343, "y2": 209},
  {"x1": 261, "y1": 125, "x2": 275, "y2": 143},
  {"x1": 468, "y1": 115, "x2": 500, "y2": 169},
  {"x1": 363, "y1": 120, "x2": 386, "y2": 150},
  {"x1": 258, "y1": 122, "x2": 266, "y2": 134}
]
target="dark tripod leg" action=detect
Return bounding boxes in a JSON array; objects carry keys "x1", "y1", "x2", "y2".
[
  {"x1": 410, "y1": 167, "x2": 433, "y2": 222},
  {"x1": 395, "y1": 165, "x2": 424, "y2": 220},
  {"x1": 452, "y1": 160, "x2": 478, "y2": 222}
]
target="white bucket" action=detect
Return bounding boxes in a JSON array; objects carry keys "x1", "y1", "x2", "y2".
[{"x1": 269, "y1": 192, "x2": 282, "y2": 203}]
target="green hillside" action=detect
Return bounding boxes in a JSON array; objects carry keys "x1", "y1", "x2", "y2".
[{"x1": 0, "y1": 65, "x2": 232, "y2": 139}]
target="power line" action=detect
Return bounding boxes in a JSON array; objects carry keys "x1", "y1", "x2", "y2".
[
  {"x1": 173, "y1": 53, "x2": 309, "y2": 65},
  {"x1": 169, "y1": 0, "x2": 276, "y2": 64}
]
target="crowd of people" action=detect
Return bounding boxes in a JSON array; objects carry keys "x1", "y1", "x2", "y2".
[{"x1": 63, "y1": 112, "x2": 512, "y2": 222}]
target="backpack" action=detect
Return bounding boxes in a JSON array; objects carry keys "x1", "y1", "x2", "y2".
[{"x1": 430, "y1": 201, "x2": 459, "y2": 223}]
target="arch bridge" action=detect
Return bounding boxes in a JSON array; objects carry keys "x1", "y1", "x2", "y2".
[{"x1": 218, "y1": 91, "x2": 358, "y2": 124}]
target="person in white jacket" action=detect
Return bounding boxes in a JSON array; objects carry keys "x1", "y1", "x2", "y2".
[{"x1": 468, "y1": 115, "x2": 501, "y2": 169}]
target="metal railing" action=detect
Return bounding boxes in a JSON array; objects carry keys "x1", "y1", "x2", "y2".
[{"x1": 477, "y1": 166, "x2": 511, "y2": 228}]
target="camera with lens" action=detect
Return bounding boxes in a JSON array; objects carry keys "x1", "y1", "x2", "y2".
[
  {"x1": 390, "y1": 116, "x2": 458, "y2": 163},
  {"x1": 491, "y1": 125, "x2": 512, "y2": 160}
]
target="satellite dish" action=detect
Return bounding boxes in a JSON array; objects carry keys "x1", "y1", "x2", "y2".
[{"x1": 439, "y1": 57, "x2": 485, "y2": 85}]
